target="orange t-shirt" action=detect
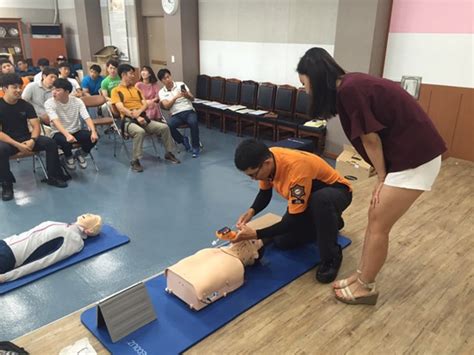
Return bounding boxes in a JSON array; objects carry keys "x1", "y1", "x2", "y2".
[
  {"x1": 0, "y1": 77, "x2": 30, "y2": 98},
  {"x1": 259, "y1": 147, "x2": 352, "y2": 214}
]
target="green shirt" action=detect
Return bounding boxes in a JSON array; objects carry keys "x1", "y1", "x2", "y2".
[{"x1": 100, "y1": 75, "x2": 121, "y2": 96}]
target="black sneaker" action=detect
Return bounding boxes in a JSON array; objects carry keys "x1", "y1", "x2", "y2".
[
  {"x1": 1, "y1": 182, "x2": 14, "y2": 201},
  {"x1": 164, "y1": 152, "x2": 181, "y2": 164},
  {"x1": 131, "y1": 159, "x2": 144, "y2": 172},
  {"x1": 316, "y1": 245, "x2": 343, "y2": 283},
  {"x1": 47, "y1": 177, "x2": 68, "y2": 188}
]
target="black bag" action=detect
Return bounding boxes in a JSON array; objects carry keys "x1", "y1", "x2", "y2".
[{"x1": 0, "y1": 341, "x2": 29, "y2": 354}]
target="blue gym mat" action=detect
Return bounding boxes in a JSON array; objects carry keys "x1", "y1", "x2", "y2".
[
  {"x1": 0, "y1": 225, "x2": 130, "y2": 294},
  {"x1": 81, "y1": 235, "x2": 351, "y2": 355}
]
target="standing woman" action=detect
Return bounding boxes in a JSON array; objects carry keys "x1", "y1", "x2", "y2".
[
  {"x1": 135, "y1": 66, "x2": 162, "y2": 120},
  {"x1": 296, "y1": 47, "x2": 446, "y2": 305}
]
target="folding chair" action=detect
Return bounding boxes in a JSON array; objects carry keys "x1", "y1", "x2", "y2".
[{"x1": 10, "y1": 151, "x2": 48, "y2": 180}]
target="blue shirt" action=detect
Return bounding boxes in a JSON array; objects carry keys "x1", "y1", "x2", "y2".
[{"x1": 81, "y1": 75, "x2": 104, "y2": 95}]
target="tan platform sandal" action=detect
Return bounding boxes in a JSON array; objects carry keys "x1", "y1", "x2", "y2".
[
  {"x1": 335, "y1": 277, "x2": 379, "y2": 305},
  {"x1": 332, "y1": 269, "x2": 361, "y2": 290}
]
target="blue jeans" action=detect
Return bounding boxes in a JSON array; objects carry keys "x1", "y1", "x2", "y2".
[
  {"x1": 0, "y1": 240, "x2": 15, "y2": 274},
  {"x1": 168, "y1": 110, "x2": 200, "y2": 149}
]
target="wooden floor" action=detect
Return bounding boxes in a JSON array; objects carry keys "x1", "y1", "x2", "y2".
[{"x1": 15, "y1": 158, "x2": 474, "y2": 354}]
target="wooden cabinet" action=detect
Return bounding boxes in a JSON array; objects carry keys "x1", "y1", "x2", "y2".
[
  {"x1": 0, "y1": 18, "x2": 26, "y2": 62},
  {"x1": 30, "y1": 38, "x2": 67, "y2": 65}
]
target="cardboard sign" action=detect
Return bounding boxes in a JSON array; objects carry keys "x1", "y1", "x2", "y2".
[
  {"x1": 97, "y1": 282, "x2": 157, "y2": 343},
  {"x1": 336, "y1": 144, "x2": 375, "y2": 181}
]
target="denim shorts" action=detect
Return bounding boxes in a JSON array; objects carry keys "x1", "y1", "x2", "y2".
[{"x1": 0, "y1": 239, "x2": 16, "y2": 274}]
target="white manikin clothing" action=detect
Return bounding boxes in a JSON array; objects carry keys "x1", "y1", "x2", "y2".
[{"x1": 1, "y1": 222, "x2": 86, "y2": 282}]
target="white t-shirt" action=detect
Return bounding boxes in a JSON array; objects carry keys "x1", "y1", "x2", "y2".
[
  {"x1": 1, "y1": 222, "x2": 86, "y2": 283},
  {"x1": 45, "y1": 96, "x2": 91, "y2": 134},
  {"x1": 158, "y1": 81, "x2": 194, "y2": 116},
  {"x1": 33, "y1": 71, "x2": 42, "y2": 83}
]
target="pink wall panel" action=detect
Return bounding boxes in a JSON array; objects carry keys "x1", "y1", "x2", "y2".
[{"x1": 390, "y1": 0, "x2": 474, "y2": 33}]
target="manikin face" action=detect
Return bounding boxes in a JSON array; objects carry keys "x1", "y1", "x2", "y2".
[
  {"x1": 76, "y1": 214, "x2": 102, "y2": 236},
  {"x1": 42, "y1": 74, "x2": 58, "y2": 89},
  {"x1": 2, "y1": 84, "x2": 22, "y2": 100},
  {"x1": 107, "y1": 64, "x2": 117, "y2": 77},
  {"x1": 299, "y1": 74, "x2": 311, "y2": 95},
  {"x1": 52, "y1": 87, "x2": 69, "y2": 102},
  {"x1": 160, "y1": 72, "x2": 173, "y2": 89},
  {"x1": 1, "y1": 62, "x2": 15, "y2": 74}
]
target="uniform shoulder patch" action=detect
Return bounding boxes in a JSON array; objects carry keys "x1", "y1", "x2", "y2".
[{"x1": 290, "y1": 184, "x2": 305, "y2": 199}]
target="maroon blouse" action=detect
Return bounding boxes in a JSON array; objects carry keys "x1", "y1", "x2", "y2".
[{"x1": 336, "y1": 73, "x2": 446, "y2": 173}]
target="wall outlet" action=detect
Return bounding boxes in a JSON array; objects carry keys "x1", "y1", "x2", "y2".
[{"x1": 171, "y1": 55, "x2": 175, "y2": 63}]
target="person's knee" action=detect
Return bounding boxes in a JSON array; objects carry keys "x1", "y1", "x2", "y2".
[
  {"x1": 0, "y1": 143, "x2": 11, "y2": 157},
  {"x1": 41, "y1": 137, "x2": 59, "y2": 151}
]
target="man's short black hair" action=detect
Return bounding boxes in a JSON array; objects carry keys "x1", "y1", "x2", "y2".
[
  {"x1": 157, "y1": 68, "x2": 171, "y2": 81},
  {"x1": 0, "y1": 58, "x2": 13, "y2": 66},
  {"x1": 90, "y1": 64, "x2": 101, "y2": 74},
  {"x1": 106, "y1": 59, "x2": 119, "y2": 68},
  {"x1": 42, "y1": 67, "x2": 59, "y2": 78},
  {"x1": 58, "y1": 62, "x2": 71, "y2": 70},
  {"x1": 234, "y1": 139, "x2": 272, "y2": 171},
  {"x1": 17, "y1": 58, "x2": 27, "y2": 65},
  {"x1": 53, "y1": 78, "x2": 73, "y2": 93},
  {"x1": 0, "y1": 73, "x2": 23, "y2": 87},
  {"x1": 117, "y1": 64, "x2": 135, "y2": 78},
  {"x1": 37, "y1": 58, "x2": 50, "y2": 67}
]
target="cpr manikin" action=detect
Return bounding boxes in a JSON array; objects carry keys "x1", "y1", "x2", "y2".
[
  {"x1": 0, "y1": 214, "x2": 102, "y2": 283},
  {"x1": 165, "y1": 239, "x2": 264, "y2": 310}
]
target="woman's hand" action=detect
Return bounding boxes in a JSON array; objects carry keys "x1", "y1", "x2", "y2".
[{"x1": 371, "y1": 177, "x2": 385, "y2": 207}]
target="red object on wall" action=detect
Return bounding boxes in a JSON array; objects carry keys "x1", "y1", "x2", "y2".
[{"x1": 30, "y1": 38, "x2": 67, "y2": 65}]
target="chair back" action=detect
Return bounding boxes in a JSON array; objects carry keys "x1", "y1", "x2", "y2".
[
  {"x1": 274, "y1": 85, "x2": 296, "y2": 117},
  {"x1": 294, "y1": 88, "x2": 312, "y2": 121},
  {"x1": 81, "y1": 95, "x2": 106, "y2": 108},
  {"x1": 209, "y1": 76, "x2": 225, "y2": 102},
  {"x1": 223, "y1": 79, "x2": 241, "y2": 105},
  {"x1": 256, "y1": 82, "x2": 276, "y2": 111},
  {"x1": 240, "y1": 80, "x2": 258, "y2": 109},
  {"x1": 196, "y1": 74, "x2": 211, "y2": 99}
]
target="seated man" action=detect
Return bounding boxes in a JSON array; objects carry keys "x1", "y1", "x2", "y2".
[
  {"x1": 33, "y1": 57, "x2": 50, "y2": 83},
  {"x1": 233, "y1": 139, "x2": 353, "y2": 283},
  {"x1": 81, "y1": 64, "x2": 104, "y2": 96},
  {"x1": 100, "y1": 59, "x2": 121, "y2": 117},
  {"x1": 45, "y1": 78, "x2": 98, "y2": 170},
  {"x1": 0, "y1": 58, "x2": 30, "y2": 98},
  {"x1": 0, "y1": 214, "x2": 102, "y2": 283},
  {"x1": 16, "y1": 58, "x2": 35, "y2": 81},
  {"x1": 58, "y1": 62, "x2": 82, "y2": 97},
  {"x1": 21, "y1": 66, "x2": 59, "y2": 130},
  {"x1": 158, "y1": 69, "x2": 201, "y2": 158},
  {"x1": 166, "y1": 239, "x2": 264, "y2": 310},
  {"x1": 0, "y1": 74, "x2": 68, "y2": 201},
  {"x1": 111, "y1": 64, "x2": 180, "y2": 172}
]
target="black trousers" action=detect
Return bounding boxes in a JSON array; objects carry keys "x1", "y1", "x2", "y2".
[
  {"x1": 273, "y1": 186, "x2": 352, "y2": 262},
  {"x1": 52, "y1": 130, "x2": 96, "y2": 158},
  {"x1": 0, "y1": 136, "x2": 63, "y2": 183}
]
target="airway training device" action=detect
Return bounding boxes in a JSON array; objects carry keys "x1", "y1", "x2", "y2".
[{"x1": 215, "y1": 226, "x2": 237, "y2": 241}]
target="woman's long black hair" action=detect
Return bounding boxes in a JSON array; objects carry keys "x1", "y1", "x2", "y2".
[
  {"x1": 139, "y1": 65, "x2": 158, "y2": 84},
  {"x1": 296, "y1": 47, "x2": 346, "y2": 119}
]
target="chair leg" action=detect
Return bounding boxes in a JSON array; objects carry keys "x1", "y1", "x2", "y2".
[
  {"x1": 150, "y1": 136, "x2": 159, "y2": 158},
  {"x1": 88, "y1": 151, "x2": 99, "y2": 172},
  {"x1": 35, "y1": 154, "x2": 49, "y2": 180}
]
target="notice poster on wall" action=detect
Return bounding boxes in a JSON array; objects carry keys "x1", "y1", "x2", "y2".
[{"x1": 108, "y1": 0, "x2": 130, "y2": 61}]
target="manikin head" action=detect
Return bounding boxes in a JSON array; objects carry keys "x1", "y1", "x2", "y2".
[{"x1": 76, "y1": 214, "x2": 102, "y2": 236}]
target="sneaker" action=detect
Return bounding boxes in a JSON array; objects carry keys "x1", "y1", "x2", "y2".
[
  {"x1": 131, "y1": 159, "x2": 144, "y2": 172},
  {"x1": 1, "y1": 182, "x2": 14, "y2": 201},
  {"x1": 75, "y1": 150, "x2": 88, "y2": 169},
  {"x1": 192, "y1": 147, "x2": 200, "y2": 158},
  {"x1": 65, "y1": 156, "x2": 76, "y2": 170},
  {"x1": 316, "y1": 245, "x2": 343, "y2": 283},
  {"x1": 164, "y1": 152, "x2": 181, "y2": 164},
  {"x1": 47, "y1": 177, "x2": 68, "y2": 188},
  {"x1": 182, "y1": 136, "x2": 191, "y2": 152}
]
